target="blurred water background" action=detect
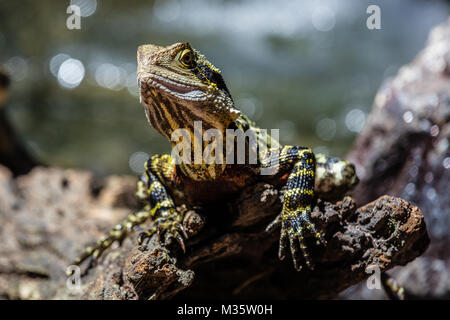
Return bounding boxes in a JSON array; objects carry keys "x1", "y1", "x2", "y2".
[{"x1": 0, "y1": 0, "x2": 448, "y2": 176}]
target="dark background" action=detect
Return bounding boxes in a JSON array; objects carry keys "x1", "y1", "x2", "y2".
[{"x1": 0, "y1": 0, "x2": 448, "y2": 175}]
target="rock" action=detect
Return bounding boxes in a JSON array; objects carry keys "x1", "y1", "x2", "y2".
[
  {"x1": 343, "y1": 19, "x2": 450, "y2": 299},
  {"x1": 0, "y1": 166, "x2": 133, "y2": 299},
  {"x1": 0, "y1": 164, "x2": 429, "y2": 299}
]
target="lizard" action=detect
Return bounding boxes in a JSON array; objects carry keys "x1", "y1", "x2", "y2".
[
  {"x1": 70, "y1": 42, "x2": 359, "y2": 273},
  {"x1": 69, "y1": 43, "x2": 407, "y2": 299}
]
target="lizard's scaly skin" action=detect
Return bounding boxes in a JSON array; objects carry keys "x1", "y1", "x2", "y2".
[{"x1": 71, "y1": 42, "x2": 359, "y2": 272}]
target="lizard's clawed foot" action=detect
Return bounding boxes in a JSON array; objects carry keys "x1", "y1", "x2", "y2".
[
  {"x1": 138, "y1": 208, "x2": 188, "y2": 252},
  {"x1": 266, "y1": 208, "x2": 325, "y2": 271}
]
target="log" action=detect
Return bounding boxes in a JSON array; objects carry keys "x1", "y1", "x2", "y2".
[{"x1": 0, "y1": 165, "x2": 429, "y2": 299}]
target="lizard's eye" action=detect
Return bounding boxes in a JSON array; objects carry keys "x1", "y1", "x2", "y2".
[{"x1": 180, "y1": 49, "x2": 194, "y2": 67}]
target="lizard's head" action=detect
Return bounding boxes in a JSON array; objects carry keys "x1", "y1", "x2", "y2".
[{"x1": 137, "y1": 42, "x2": 241, "y2": 139}]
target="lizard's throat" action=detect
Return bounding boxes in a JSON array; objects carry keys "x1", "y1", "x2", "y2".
[
  {"x1": 142, "y1": 97, "x2": 230, "y2": 142},
  {"x1": 143, "y1": 99, "x2": 229, "y2": 180},
  {"x1": 141, "y1": 85, "x2": 238, "y2": 138}
]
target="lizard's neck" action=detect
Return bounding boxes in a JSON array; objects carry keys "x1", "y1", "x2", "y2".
[
  {"x1": 176, "y1": 114, "x2": 279, "y2": 182},
  {"x1": 175, "y1": 116, "x2": 245, "y2": 181}
]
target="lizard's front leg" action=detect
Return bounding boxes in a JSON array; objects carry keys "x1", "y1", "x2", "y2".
[
  {"x1": 69, "y1": 154, "x2": 185, "y2": 272},
  {"x1": 264, "y1": 146, "x2": 324, "y2": 271},
  {"x1": 136, "y1": 155, "x2": 187, "y2": 250}
]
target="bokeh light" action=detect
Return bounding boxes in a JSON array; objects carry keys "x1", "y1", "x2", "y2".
[
  {"x1": 57, "y1": 58, "x2": 85, "y2": 89},
  {"x1": 311, "y1": 6, "x2": 336, "y2": 32},
  {"x1": 4, "y1": 56, "x2": 28, "y2": 81},
  {"x1": 443, "y1": 157, "x2": 450, "y2": 169},
  {"x1": 95, "y1": 63, "x2": 127, "y2": 91},
  {"x1": 345, "y1": 109, "x2": 366, "y2": 133},
  {"x1": 70, "y1": 0, "x2": 97, "y2": 17},
  {"x1": 430, "y1": 124, "x2": 440, "y2": 137},
  {"x1": 404, "y1": 182, "x2": 416, "y2": 196},
  {"x1": 403, "y1": 111, "x2": 414, "y2": 123},
  {"x1": 316, "y1": 118, "x2": 336, "y2": 141},
  {"x1": 49, "y1": 53, "x2": 71, "y2": 77},
  {"x1": 129, "y1": 151, "x2": 150, "y2": 174}
]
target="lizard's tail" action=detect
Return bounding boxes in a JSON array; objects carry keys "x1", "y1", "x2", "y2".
[
  {"x1": 381, "y1": 272, "x2": 406, "y2": 300},
  {"x1": 66, "y1": 207, "x2": 153, "y2": 276}
]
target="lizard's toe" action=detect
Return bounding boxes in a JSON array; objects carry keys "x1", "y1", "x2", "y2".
[
  {"x1": 165, "y1": 228, "x2": 186, "y2": 252},
  {"x1": 276, "y1": 208, "x2": 324, "y2": 271},
  {"x1": 138, "y1": 208, "x2": 187, "y2": 252}
]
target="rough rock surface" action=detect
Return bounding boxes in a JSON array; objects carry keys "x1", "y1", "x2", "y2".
[
  {"x1": 0, "y1": 164, "x2": 428, "y2": 299},
  {"x1": 3, "y1": 20, "x2": 448, "y2": 301},
  {"x1": 342, "y1": 19, "x2": 450, "y2": 299},
  {"x1": 0, "y1": 166, "x2": 137, "y2": 299}
]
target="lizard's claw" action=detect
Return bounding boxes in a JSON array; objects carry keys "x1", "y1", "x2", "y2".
[
  {"x1": 138, "y1": 208, "x2": 187, "y2": 252},
  {"x1": 267, "y1": 208, "x2": 324, "y2": 271}
]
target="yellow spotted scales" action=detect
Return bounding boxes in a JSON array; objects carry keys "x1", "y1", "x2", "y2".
[{"x1": 70, "y1": 42, "x2": 360, "y2": 273}]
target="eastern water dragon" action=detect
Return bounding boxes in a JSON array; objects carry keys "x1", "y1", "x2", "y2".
[{"x1": 69, "y1": 43, "x2": 404, "y2": 298}]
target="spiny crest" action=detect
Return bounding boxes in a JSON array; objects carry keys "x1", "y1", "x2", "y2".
[{"x1": 191, "y1": 49, "x2": 233, "y2": 100}]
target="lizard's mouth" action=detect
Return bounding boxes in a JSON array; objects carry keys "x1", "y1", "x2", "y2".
[{"x1": 139, "y1": 72, "x2": 208, "y2": 101}]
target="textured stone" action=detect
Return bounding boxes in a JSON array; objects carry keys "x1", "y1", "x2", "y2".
[{"x1": 342, "y1": 19, "x2": 450, "y2": 300}]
